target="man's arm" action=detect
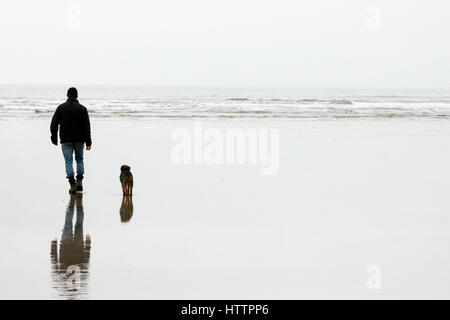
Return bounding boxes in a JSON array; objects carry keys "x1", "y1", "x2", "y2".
[
  {"x1": 83, "y1": 107, "x2": 92, "y2": 149},
  {"x1": 50, "y1": 107, "x2": 60, "y2": 145}
]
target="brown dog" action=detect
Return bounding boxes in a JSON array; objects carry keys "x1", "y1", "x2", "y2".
[{"x1": 120, "y1": 165, "x2": 133, "y2": 196}]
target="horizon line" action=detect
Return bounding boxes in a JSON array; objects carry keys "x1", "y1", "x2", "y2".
[{"x1": 1, "y1": 83, "x2": 450, "y2": 89}]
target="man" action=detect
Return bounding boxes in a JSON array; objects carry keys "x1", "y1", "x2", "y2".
[{"x1": 51, "y1": 87, "x2": 92, "y2": 194}]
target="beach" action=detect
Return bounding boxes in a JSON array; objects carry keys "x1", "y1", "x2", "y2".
[{"x1": 1, "y1": 118, "x2": 450, "y2": 299}]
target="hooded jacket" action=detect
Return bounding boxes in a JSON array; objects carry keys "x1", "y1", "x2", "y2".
[{"x1": 50, "y1": 98, "x2": 92, "y2": 147}]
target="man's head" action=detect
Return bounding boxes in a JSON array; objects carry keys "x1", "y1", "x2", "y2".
[{"x1": 67, "y1": 87, "x2": 78, "y2": 99}]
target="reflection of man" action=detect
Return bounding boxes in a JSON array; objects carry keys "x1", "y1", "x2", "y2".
[{"x1": 50, "y1": 194, "x2": 91, "y2": 299}]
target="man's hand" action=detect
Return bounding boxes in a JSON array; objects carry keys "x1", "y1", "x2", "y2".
[{"x1": 86, "y1": 146, "x2": 91, "y2": 151}]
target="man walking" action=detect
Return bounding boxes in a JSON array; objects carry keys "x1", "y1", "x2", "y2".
[{"x1": 51, "y1": 87, "x2": 92, "y2": 194}]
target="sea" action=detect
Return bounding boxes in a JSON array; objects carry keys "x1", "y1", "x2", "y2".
[{"x1": 1, "y1": 84, "x2": 450, "y2": 119}]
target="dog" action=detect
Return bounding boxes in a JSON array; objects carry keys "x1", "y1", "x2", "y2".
[{"x1": 120, "y1": 165, "x2": 134, "y2": 196}]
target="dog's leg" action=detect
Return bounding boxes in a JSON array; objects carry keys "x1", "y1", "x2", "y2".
[{"x1": 122, "y1": 183, "x2": 126, "y2": 196}]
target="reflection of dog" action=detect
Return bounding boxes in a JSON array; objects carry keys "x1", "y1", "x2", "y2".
[
  {"x1": 120, "y1": 165, "x2": 133, "y2": 196},
  {"x1": 120, "y1": 196, "x2": 134, "y2": 223}
]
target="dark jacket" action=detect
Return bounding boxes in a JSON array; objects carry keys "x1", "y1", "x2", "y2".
[{"x1": 50, "y1": 98, "x2": 92, "y2": 147}]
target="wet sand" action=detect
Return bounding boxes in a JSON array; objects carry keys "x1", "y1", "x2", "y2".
[{"x1": 1, "y1": 118, "x2": 450, "y2": 299}]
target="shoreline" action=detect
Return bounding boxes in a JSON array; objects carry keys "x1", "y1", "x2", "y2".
[{"x1": 2, "y1": 114, "x2": 450, "y2": 121}]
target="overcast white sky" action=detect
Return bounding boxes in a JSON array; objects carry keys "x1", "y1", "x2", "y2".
[{"x1": 0, "y1": 0, "x2": 449, "y2": 87}]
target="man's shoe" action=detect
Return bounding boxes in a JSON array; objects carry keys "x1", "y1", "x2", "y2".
[
  {"x1": 76, "y1": 174, "x2": 83, "y2": 192},
  {"x1": 68, "y1": 177, "x2": 77, "y2": 194}
]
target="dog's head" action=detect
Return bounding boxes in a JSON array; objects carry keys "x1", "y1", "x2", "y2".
[{"x1": 121, "y1": 165, "x2": 131, "y2": 172}]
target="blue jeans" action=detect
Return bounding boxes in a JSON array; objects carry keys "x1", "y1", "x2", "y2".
[{"x1": 61, "y1": 142, "x2": 84, "y2": 178}]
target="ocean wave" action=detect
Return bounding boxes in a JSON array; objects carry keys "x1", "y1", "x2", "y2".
[
  {"x1": 329, "y1": 99, "x2": 353, "y2": 105},
  {"x1": 227, "y1": 98, "x2": 250, "y2": 101},
  {"x1": 264, "y1": 98, "x2": 353, "y2": 105},
  {"x1": 2, "y1": 95, "x2": 450, "y2": 120},
  {"x1": 4, "y1": 106, "x2": 449, "y2": 120}
]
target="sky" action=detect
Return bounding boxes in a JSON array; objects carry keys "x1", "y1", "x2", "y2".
[{"x1": 0, "y1": 0, "x2": 449, "y2": 87}]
